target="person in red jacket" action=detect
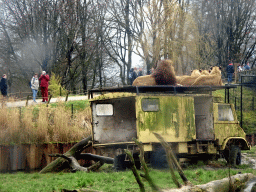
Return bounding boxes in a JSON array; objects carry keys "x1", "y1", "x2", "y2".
[{"x1": 39, "y1": 71, "x2": 50, "y2": 102}]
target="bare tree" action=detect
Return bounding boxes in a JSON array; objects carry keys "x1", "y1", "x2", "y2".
[{"x1": 193, "y1": 0, "x2": 256, "y2": 68}]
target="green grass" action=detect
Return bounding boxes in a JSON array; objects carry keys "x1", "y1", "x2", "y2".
[
  {"x1": 0, "y1": 166, "x2": 255, "y2": 192},
  {"x1": 49, "y1": 100, "x2": 90, "y2": 112}
]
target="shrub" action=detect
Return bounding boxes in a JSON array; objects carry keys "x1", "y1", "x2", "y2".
[{"x1": 48, "y1": 73, "x2": 68, "y2": 97}]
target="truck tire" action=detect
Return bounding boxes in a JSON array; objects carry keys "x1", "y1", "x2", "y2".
[{"x1": 229, "y1": 146, "x2": 241, "y2": 166}]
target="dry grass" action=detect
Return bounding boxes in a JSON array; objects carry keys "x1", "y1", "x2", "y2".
[{"x1": 0, "y1": 102, "x2": 91, "y2": 144}]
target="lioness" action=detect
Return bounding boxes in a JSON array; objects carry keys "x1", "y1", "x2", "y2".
[
  {"x1": 200, "y1": 70, "x2": 210, "y2": 75},
  {"x1": 192, "y1": 66, "x2": 223, "y2": 86},
  {"x1": 179, "y1": 70, "x2": 201, "y2": 86}
]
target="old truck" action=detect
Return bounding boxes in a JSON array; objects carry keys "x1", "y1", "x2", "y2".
[{"x1": 88, "y1": 85, "x2": 250, "y2": 170}]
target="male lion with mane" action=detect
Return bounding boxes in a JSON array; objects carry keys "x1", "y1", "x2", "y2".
[{"x1": 132, "y1": 60, "x2": 176, "y2": 86}]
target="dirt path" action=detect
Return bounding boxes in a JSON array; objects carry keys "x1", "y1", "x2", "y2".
[
  {"x1": 242, "y1": 152, "x2": 256, "y2": 169},
  {"x1": 2, "y1": 95, "x2": 88, "y2": 108}
]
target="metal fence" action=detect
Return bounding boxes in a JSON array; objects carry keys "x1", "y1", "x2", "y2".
[{"x1": 224, "y1": 75, "x2": 256, "y2": 129}]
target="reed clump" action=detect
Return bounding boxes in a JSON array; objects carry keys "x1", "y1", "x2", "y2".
[{"x1": 0, "y1": 102, "x2": 91, "y2": 145}]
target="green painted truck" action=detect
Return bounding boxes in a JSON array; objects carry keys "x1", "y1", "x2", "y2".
[{"x1": 88, "y1": 86, "x2": 250, "y2": 170}]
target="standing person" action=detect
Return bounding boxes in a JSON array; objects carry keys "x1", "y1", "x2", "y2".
[
  {"x1": 242, "y1": 64, "x2": 246, "y2": 71},
  {"x1": 138, "y1": 68, "x2": 143, "y2": 77},
  {"x1": 148, "y1": 67, "x2": 154, "y2": 75},
  {"x1": 39, "y1": 71, "x2": 50, "y2": 103},
  {"x1": 226, "y1": 62, "x2": 234, "y2": 84},
  {"x1": 31, "y1": 73, "x2": 39, "y2": 103},
  {"x1": 245, "y1": 62, "x2": 251, "y2": 70},
  {"x1": 237, "y1": 64, "x2": 243, "y2": 72},
  {"x1": 0, "y1": 74, "x2": 7, "y2": 97},
  {"x1": 128, "y1": 68, "x2": 138, "y2": 85}
]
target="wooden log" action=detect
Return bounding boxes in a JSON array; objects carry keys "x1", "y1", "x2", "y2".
[
  {"x1": 40, "y1": 135, "x2": 92, "y2": 173},
  {"x1": 78, "y1": 153, "x2": 114, "y2": 164},
  {"x1": 49, "y1": 154, "x2": 88, "y2": 172},
  {"x1": 48, "y1": 153, "x2": 105, "y2": 172},
  {"x1": 162, "y1": 173, "x2": 255, "y2": 192}
]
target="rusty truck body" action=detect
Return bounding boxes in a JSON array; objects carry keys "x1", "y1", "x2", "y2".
[{"x1": 88, "y1": 85, "x2": 250, "y2": 170}]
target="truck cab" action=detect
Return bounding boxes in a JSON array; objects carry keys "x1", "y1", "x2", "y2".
[{"x1": 88, "y1": 86, "x2": 250, "y2": 169}]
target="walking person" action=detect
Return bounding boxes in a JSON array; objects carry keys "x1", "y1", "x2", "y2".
[
  {"x1": 226, "y1": 62, "x2": 234, "y2": 84},
  {"x1": 31, "y1": 73, "x2": 39, "y2": 103},
  {"x1": 0, "y1": 74, "x2": 7, "y2": 97},
  {"x1": 39, "y1": 71, "x2": 50, "y2": 103}
]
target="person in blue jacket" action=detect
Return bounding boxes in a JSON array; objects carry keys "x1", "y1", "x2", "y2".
[{"x1": 226, "y1": 62, "x2": 234, "y2": 84}]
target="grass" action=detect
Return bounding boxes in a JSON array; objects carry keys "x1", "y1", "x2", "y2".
[
  {"x1": 0, "y1": 100, "x2": 91, "y2": 145},
  {"x1": 0, "y1": 165, "x2": 255, "y2": 192}
]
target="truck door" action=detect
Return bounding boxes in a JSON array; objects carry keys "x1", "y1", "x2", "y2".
[
  {"x1": 194, "y1": 96, "x2": 214, "y2": 140},
  {"x1": 91, "y1": 97, "x2": 137, "y2": 144}
]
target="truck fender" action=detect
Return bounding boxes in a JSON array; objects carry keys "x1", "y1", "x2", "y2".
[{"x1": 221, "y1": 137, "x2": 251, "y2": 151}]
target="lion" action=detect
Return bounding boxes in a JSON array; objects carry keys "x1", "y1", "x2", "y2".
[
  {"x1": 176, "y1": 75, "x2": 189, "y2": 84},
  {"x1": 192, "y1": 66, "x2": 223, "y2": 86},
  {"x1": 179, "y1": 70, "x2": 201, "y2": 86},
  {"x1": 132, "y1": 60, "x2": 176, "y2": 86},
  {"x1": 191, "y1": 69, "x2": 201, "y2": 76},
  {"x1": 200, "y1": 70, "x2": 210, "y2": 75}
]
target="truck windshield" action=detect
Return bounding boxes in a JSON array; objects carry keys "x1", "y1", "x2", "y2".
[
  {"x1": 96, "y1": 104, "x2": 113, "y2": 116},
  {"x1": 218, "y1": 104, "x2": 234, "y2": 121}
]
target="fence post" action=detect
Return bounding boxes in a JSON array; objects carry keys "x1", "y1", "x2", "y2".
[
  {"x1": 46, "y1": 95, "x2": 52, "y2": 107},
  {"x1": 235, "y1": 97, "x2": 237, "y2": 110},
  {"x1": 26, "y1": 95, "x2": 29, "y2": 106},
  {"x1": 65, "y1": 92, "x2": 69, "y2": 102},
  {"x1": 224, "y1": 88, "x2": 226, "y2": 103},
  {"x1": 71, "y1": 104, "x2": 74, "y2": 118},
  {"x1": 240, "y1": 76, "x2": 243, "y2": 128},
  {"x1": 19, "y1": 107, "x2": 22, "y2": 123}
]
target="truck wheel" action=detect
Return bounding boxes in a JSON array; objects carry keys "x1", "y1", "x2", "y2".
[
  {"x1": 229, "y1": 146, "x2": 241, "y2": 166},
  {"x1": 150, "y1": 148, "x2": 169, "y2": 169}
]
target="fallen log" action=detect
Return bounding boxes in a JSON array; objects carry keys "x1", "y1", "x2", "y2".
[
  {"x1": 78, "y1": 153, "x2": 114, "y2": 164},
  {"x1": 40, "y1": 136, "x2": 93, "y2": 173},
  {"x1": 49, "y1": 154, "x2": 90, "y2": 172},
  {"x1": 162, "y1": 173, "x2": 255, "y2": 192},
  {"x1": 40, "y1": 135, "x2": 114, "y2": 173}
]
